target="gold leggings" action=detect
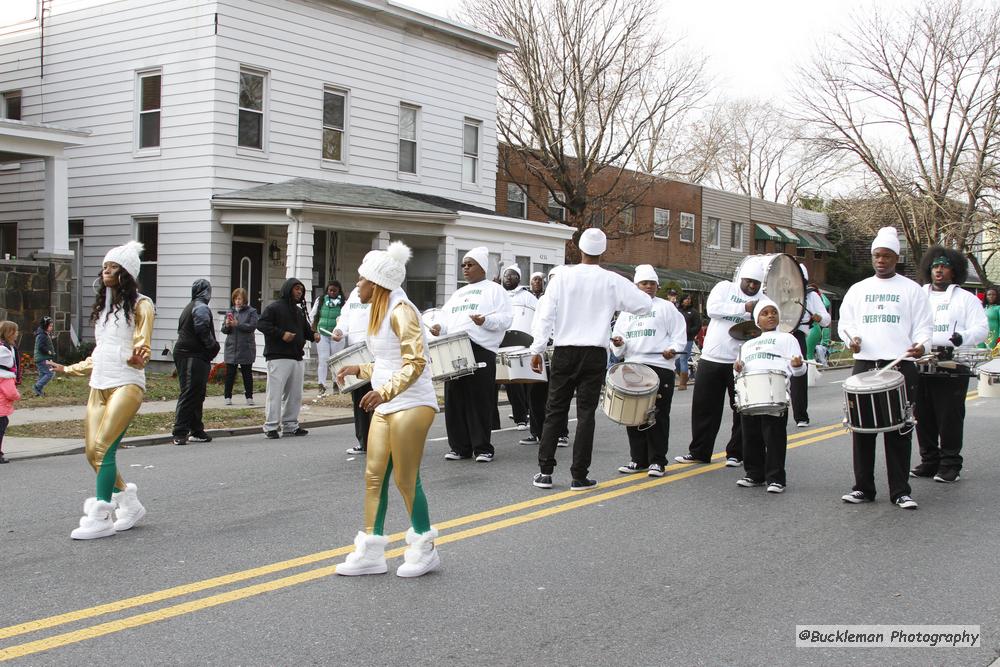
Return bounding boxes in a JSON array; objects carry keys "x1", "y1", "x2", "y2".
[
  {"x1": 364, "y1": 406, "x2": 436, "y2": 535},
  {"x1": 84, "y1": 384, "x2": 144, "y2": 501}
]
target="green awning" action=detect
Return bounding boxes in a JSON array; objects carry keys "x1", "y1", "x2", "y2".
[
  {"x1": 812, "y1": 234, "x2": 836, "y2": 252},
  {"x1": 754, "y1": 223, "x2": 781, "y2": 241},
  {"x1": 776, "y1": 227, "x2": 800, "y2": 243},
  {"x1": 796, "y1": 230, "x2": 823, "y2": 249}
]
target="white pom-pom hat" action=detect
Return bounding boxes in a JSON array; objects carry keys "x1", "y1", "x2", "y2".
[
  {"x1": 103, "y1": 240, "x2": 144, "y2": 280},
  {"x1": 359, "y1": 240, "x2": 412, "y2": 290}
]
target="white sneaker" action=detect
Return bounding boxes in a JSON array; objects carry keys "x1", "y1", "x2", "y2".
[
  {"x1": 396, "y1": 527, "x2": 440, "y2": 578},
  {"x1": 111, "y1": 482, "x2": 146, "y2": 531},
  {"x1": 224, "y1": 397, "x2": 232, "y2": 406},
  {"x1": 766, "y1": 482, "x2": 785, "y2": 494},
  {"x1": 796, "y1": 421, "x2": 809, "y2": 428},
  {"x1": 557, "y1": 436, "x2": 569, "y2": 447},
  {"x1": 335, "y1": 532, "x2": 389, "y2": 576},
  {"x1": 725, "y1": 457, "x2": 742, "y2": 467},
  {"x1": 70, "y1": 498, "x2": 116, "y2": 540},
  {"x1": 515, "y1": 422, "x2": 528, "y2": 431},
  {"x1": 246, "y1": 397, "x2": 255, "y2": 406}
]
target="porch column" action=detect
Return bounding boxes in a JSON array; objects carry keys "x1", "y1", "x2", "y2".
[
  {"x1": 285, "y1": 219, "x2": 315, "y2": 295},
  {"x1": 41, "y1": 154, "x2": 71, "y2": 256},
  {"x1": 437, "y1": 235, "x2": 456, "y2": 304},
  {"x1": 372, "y1": 231, "x2": 390, "y2": 251}
]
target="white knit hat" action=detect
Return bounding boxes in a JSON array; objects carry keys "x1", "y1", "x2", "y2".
[
  {"x1": 739, "y1": 256, "x2": 766, "y2": 283},
  {"x1": 753, "y1": 296, "x2": 781, "y2": 325},
  {"x1": 503, "y1": 265, "x2": 521, "y2": 277},
  {"x1": 799, "y1": 263, "x2": 809, "y2": 281},
  {"x1": 633, "y1": 264, "x2": 659, "y2": 284},
  {"x1": 0, "y1": 345, "x2": 14, "y2": 378},
  {"x1": 871, "y1": 227, "x2": 900, "y2": 255},
  {"x1": 463, "y1": 247, "x2": 490, "y2": 273},
  {"x1": 358, "y1": 241, "x2": 412, "y2": 291},
  {"x1": 103, "y1": 240, "x2": 144, "y2": 280},
  {"x1": 578, "y1": 228, "x2": 607, "y2": 256},
  {"x1": 530, "y1": 271, "x2": 544, "y2": 280}
]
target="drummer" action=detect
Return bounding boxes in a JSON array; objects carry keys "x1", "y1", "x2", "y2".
[
  {"x1": 675, "y1": 256, "x2": 764, "y2": 467},
  {"x1": 838, "y1": 226, "x2": 932, "y2": 509},
  {"x1": 331, "y1": 286, "x2": 373, "y2": 455},
  {"x1": 732, "y1": 297, "x2": 805, "y2": 493},
  {"x1": 789, "y1": 263, "x2": 831, "y2": 427},
  {"x1": 501, "y1": 265, "x2": 537, "y2": 430},
  {"x1": 911, "y1": 246, "x2": 988, "y2": 483},
  {"x1": 429, "y1": 247, "x2": 512, "y2": 462},
  {"x1": 609, "y1": 265, "x2": 686, "y2": 477},
  {"x1": 529, "y1": 271, "x2": 546, "y2": 299}
]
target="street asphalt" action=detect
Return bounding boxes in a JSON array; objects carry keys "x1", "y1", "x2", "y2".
[{"x1": 1, "y1": 367, "x2": 998, "y2": 665}]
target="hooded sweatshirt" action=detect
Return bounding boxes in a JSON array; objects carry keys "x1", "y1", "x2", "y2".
[
  {"x1": 173, "y1": 279, "x2": 220, "y2": 362},
  {"x1": 257, "y1": 278, "x2": 315, "y2": 361}
]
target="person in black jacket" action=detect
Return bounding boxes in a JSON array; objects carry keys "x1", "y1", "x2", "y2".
[
  {"x1": 256, "y1": 277, "x2": 320, "y2": 439},
  {"x1": 677, "y1": 293, "x2": 701, "y2": 390},
  {"x1": 172, "y1": 279, "x2": 220, "y2": 445}
]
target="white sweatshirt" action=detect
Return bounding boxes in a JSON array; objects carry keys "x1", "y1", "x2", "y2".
[
  {"x1": 739, "y1": 330, "x2": 807, "y2": 378},
  {"x1": 797, "y1": 288, "x2": 832, "y2": 333},
  {"x1": 435, "y1": 279, "x2": 513, "y2": 353},
  {"x1": 530, "y1": 264, "x2": 652, "y2": 354},
  {"x1": 610, "y1": 296, "x2": 687, "y2": 370},
  {"x1": 700, "y1": 280, "x2": 757, "y2": 364},
  {"x1": 838, "y1": 273, "x2": 933, "y2": 361},
  {"x1": 334, "y1": 287, "x2": 371, "y2": 346},
  {"x1": 925, "y1": 284, "x2": 989, "y2": 348}
]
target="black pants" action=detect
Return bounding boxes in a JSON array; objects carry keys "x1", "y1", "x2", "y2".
[
  {"x1": 444, "y1": 343, "x2": 496, "y2": 457},
  {"x1": 351, "y1": 381, "x2": 372, "y2": 450},
  {"x1": 915, "y1": 372, "x2": 969, "y2": 472},
  {"x1": 789, "y1": 329, "x2": 809, "y2": 423},
  {"x1": 0, "y1": 414, "x2": 7, "y2": 454},
  {"x1": 626, "y1": 366, "x2": 675, "y2": 467},
  {"x1": 528, "y1": 381, "x2": 569, "y2": 439},
  {"x1": 850, "y1": 360, "x2": 918, "y2": 502},
  {"x1": 224, "y1": 363, "x2": 254, "y2": 399},
  {"x1": 687, "y1": 358, "x2": 742, "y2": 461},
  {"x1": 538, "y1": 346, "x2": 606, "y2": 479},
  {"x1": 506, "y1": 383, "x2": 530, "y2": 423},
  {"x1": 174, "y1": 356, "x2": 210, "y2": 438},
  {"x1": 741, "y1": 410, "x2": 788, "y2": 484}
]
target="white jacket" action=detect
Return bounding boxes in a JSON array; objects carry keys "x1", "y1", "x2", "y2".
[
  {"x1": 365, "y1": 289, "x2": 438, "y2": 415},
  {"x1": 335, "y1": 287, "x2": 372, "y2": 347},
  {"x1": 435, "y1": 280, "x2": 513, "y2": 353},
  {"x1": 700, "y1": 280, "x2": 756, "y2": 364},
  {"x1": 924, "y1": 284, "x2": 989, "y2": 348},
  {"x1": 90, "y1": 294, "x2": 153, "y2": 390},
  {"x1": 610, "y1": 296, "x2": 687, "y2": 370}
]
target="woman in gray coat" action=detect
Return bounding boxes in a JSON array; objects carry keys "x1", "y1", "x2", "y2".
[{"x1": 221, "y1": 287, "x2": 259, "y2": 405}]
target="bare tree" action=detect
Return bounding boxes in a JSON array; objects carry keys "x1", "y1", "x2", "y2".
[{"x1": 797, "y1": 0, "x2": 1000, "y2": 277}]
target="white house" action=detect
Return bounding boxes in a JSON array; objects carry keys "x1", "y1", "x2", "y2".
[{"x1": 0, "y1": 0, "x2": 573, "y2": 362}]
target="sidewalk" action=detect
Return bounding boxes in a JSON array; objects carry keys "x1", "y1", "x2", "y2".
[{"x1": 3, "y1": 393, "x2": 356, "y2": 462}]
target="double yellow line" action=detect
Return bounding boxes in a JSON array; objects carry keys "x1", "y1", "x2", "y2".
[{"x1": 0, "y1": 420, "x2": 889, "y2": 661}]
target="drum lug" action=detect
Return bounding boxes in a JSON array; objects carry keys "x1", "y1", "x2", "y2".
[{"x1": 452, "y1": 357, "x2": 467, "y2": 371}]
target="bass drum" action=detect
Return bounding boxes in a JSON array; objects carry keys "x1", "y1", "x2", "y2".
[{"x1": 733, "y1": 253, "x2": 805, "y2": 334}]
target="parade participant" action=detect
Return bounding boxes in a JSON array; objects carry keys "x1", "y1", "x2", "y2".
[
  {"x1": 172, "y1": 279, "x2": 220, "y2": 446},
  {"x1": 332, "y1": 286, "x2": 373, "y2": 455},
  {"x1": 805, "y1": 291, "x2": 832, "y2": 362},
  {"x1": 528, "y1": 229, "x2": 651, "y2": 490},
  {"x1": 675, "y1": 257, "x2": 764, "y2": 467},
  {"x1": 0, "y1": 342, "x2": 19, "y2": 464},
  {"x1": 334, "y1": 241, "x2": 441, "y2": 578},
  {"x1": 257, "y1": 277, "x2": 320, "y2": 439},
  {"x1": 838, "y1": 227, "x2": 932, "y2": 509},
  {"x1": 789, "y1": 264, "x2": 831, "y2": 427},
  {"x1": 910, "y1": 246, "x2": 988, "y2": 483},
  {"x1": 530, "y1": 271, "x2": 545, "y2": 298},
  {"x1": 676, "y1": 294, "x2": 701, "y2": 391},
  {"x1": 221, "y1": 288, "x2": 259, "y2": 406},
  {"x1": 983, "y1": 286, "x2": 1000, "y2": 349},
  {"x1": 610, "y1": 265, "x2": 686, "y2": 477},
  {"x1": 310, "y1": 281, "x2": 345, "y2": 396},
  {"x1": 32, "y1": 316, "x2": 57, "y2": 397},
  {"x1": 429, "y1": 247, "x2": 512, "y2": 462},
  {"x1": 733, "y1": 298, "x2": 805, "y2": 493},
  {"x1": 56, "y1": 241, "x2": 152, "y2": 539},
  {"x1": 501, "y1": 265, "x2": 536, "y2": 429}
]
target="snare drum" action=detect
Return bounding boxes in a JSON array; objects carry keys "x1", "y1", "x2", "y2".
[
  {"x1": 602, "y1": 363, "x2": 659, "y2": 427},
  {"x1": 498, "y1": 348, "x2": 547, "y2": 383},
  {"x1": 427, "y1": 332, "x2": 477, "y2": 381},
  {"x1": 328, "y1": 342, "x2": 375, "y2": 393},
  {"x1": 842, "y1": 369, "x2": 910, "y2": 433},
  {"x1": 978, "y1": 359, "x2": 1000, "y2": 398},
  {"x1": 734, "y1": 370, "x2": 788, "y2": 415}
]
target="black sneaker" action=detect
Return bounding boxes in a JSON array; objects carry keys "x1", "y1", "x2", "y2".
[
  {"x1": 725, "y1": 457, "x2": 742, "y2": 467},
  {"x1": 933, "y1": 468, "x2": 960, "y2": 483},
  {"x1": 444, "y1": 451, "x2": 469, "y2": 460},
  {"x1": 647, "y1": 463, "x2": 666, "y2": 477},
  {"x1": 189, "y1": 432, "x2": 213, "y2": 443},
  {"x1": 475, "y1": 452, "x2": 494, "y2": 463},
  {"x1": 909, "y1": 463, "x2": 938, "y2": 478},
  {"x1": 570, "y1": 478, "x2": 598, "y2": 491},
  {"x1": 674, "y1": 454, "x2": 709, "y2": 464},
  {"x1": 264, "y1": 431, "x2": 280, "y2": 440},
  {"x1": 895, "y1": 494, "x2": 918, "y2": 509},
  {"x1": 532, "y1": 473, "x2": 553, "y2": 489},
  {"x1": 345, "y1": 445, "x2": 366, "y2": 455},
  {"x1": 617, "y1": 462, "x2": 645, "y2": 474},
  {"x1": 518, "y1": 435, "x2": 540, "y2": 445},
  {"x1": 288, "y1": 428, "x2": 309, "y2": 437},
  {"x1": 736, "y1": 477, "x2": 764, "y2": 487},
  {"x1": 557, "y1": 436, "x2": 569, "y2": 447},
  {"x1": 841, "y1": 490, "x2": 873, "y2": 504}
]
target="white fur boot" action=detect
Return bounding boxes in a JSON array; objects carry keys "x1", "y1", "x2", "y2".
[
  {"x1": 335, "y1": 531, "x2": 389, "y2": 576},
  {"x1": 396, "y1": 527, "x2": 440, "y2": 578},
  {"x1": 70, "y1": 498, "x2": 116, "y2": 540},
  {"x1": 112, "y1": 483, "x2": 146, "y2": 531}
]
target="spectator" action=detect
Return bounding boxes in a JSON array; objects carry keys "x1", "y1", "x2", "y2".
[
  {"x1": 221, "y1": 288, "x2": 259, "y2": 406},
  {"x1": 257, "y1": 277, "x2": 320, "y2": 439},
  {"x1": 172, "y1": 279, "x2": 220, "y2": 446},
  {"x1": 676, "y1": 294, "x2": 701, "y2": 391},
  {"x1": 33, "y1": 316, "x2": 56, "y2": 397},
  {"x1": 0, "y1": 333, "x2": 21, "y2": 464},
  {"x1": 309, "y1": 281, "x2": 345, "y2": 396}
]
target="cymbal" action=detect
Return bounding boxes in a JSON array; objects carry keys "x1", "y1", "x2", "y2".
[{"x1": 729, "y1": 320, "x2": 762, "y2": 341}]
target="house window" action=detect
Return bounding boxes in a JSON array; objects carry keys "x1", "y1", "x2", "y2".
[
  {"x1": 462, "y1": 119, "x2": 480, "y2": 184},
  {"x1": 2, "y1": 90, "x2": 22, "y2": 120},
  {"x1": 707, "y1": 216, "x2": 721, "y2": 248},
  {"x1": 136, "y1": 70, "x2": 161, "y2": 150},
  {"x1": 507, "y1": 183, "x2": 527, "y2": 218},
  {"x1": 653, "y1": 208, "x2": 669, "y2": 239},
  {"x1": 730, "y1": 221, "x2": 743, "y2": 250},
  {"x1": 398, "y1": 104, "x2": 419, "y2": 174},
  {"x1": 755, "y1": 239, "x2": 767, "y2": 254},
  {"x1": 795, "y1": 244, "x2": 807, "y2": 258},
  {"x1": 589, "y1": 211, "x2": 605, "y2": 229},
  {"x1": 322, "y1": 88, "x2": 347, "y2": 162},
  {"x1": 775, "y1": 241, "x2": 786, "y2": 254},
  {"x1": 134, "y1": 217, "x2": 158, "y2": 301},
  {"x1": 621, "y1": 206, "x2": 635, "y2": 233},
  {"x1": 547, "y1": 192, "x2": 565, "y2": 222},
  {"x1": 0, "y1": 223, "x2": 16, "y2": 257},
  {"x1": 238, "y1": 68, "x2": 266, "y2": 150},
  {"x1": 679, "y1": 212, "x2": 695, "y2": 243}
]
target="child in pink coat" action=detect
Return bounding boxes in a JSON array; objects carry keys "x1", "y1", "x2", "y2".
[{"x1": 0, "y1": 341, "x2": 22, "y2": 464}]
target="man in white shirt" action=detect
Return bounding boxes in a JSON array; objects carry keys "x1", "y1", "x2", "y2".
[
  {"x1": 500, "y1": 265, "x2": 537, "y2": 429},
  {"x1": 838, "y1": 227, "x2": 932, "y2": 509},
  {"x1": 332, "y1": 286, "x2": 372, "y2": 455},
  {"x1": 675, "y1": 257, "x2": 764, "y2": 466},
  {"x1": 429, "y1": 247, "x2": 513, "y2": 462},
  {"x1": 790, "y1": 263, "x2": 831, "y2": 427},
  {"x1": 528, "y1": 229, "x2": 652, "y2": 491},
  {"x1": 911, "y1": 246, "x2": 988, "y2": 483}
]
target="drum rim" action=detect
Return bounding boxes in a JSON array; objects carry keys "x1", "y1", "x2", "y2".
[
  {"x1": 430, "y1": 331, "x2": 471, "y2": 343},
  {"x1": 736, "y1": 369, "x2": 788, "y2": 379},
  {"x1": 844, "y1": 369, "x2": 905, "y2": 391},
  {"x1": 606, "y1": 362, "x2": 660, "y2": 396}
]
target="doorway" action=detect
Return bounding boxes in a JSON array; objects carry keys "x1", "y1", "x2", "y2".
[{"x1": 231, "y1": 240, "x2": 264, "y2": 313}]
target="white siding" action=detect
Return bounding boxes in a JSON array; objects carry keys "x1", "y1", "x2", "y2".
[
  {"x1": 792, "y1": 207, "x2": 830, "y2": 234},
  {"x1": 702, "y1": 187, "x2": 751, "y2": 279}
]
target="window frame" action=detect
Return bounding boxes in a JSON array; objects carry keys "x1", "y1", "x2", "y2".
[
  {"x1": 321, "y1": 86, "x2": 348, "y2": 166},
  {"x1": 653, "y1": 208, "x2": 670, "y2": 239},
  {"x1": 462, "y1": 118, "x2": 481, "y2": 186},
  {"x1": 2, "y1": 90, "x2": 22, "y2": 121},
  {"x1": 134, "y1": 69, "x2": 161, "y2": 155},
  {"x1": 237, "y1": 66, "x2": 268, "y2": 153},
  {"x1": 506, "y1": 183, "x2": 527, "y2": 219},
  {"x1": 0, "y1": 222, "x2": 17, "y2": 258},
  {"x1": 707, "y1": 216, "x2": 721, "y2": 248},
  {"x1": 398, "y1": 103, "x2": 420, "y2": 177},
  {"x1": 679, "y1": 212, "x2": 695, "y2": 243},
  {"x1": 620, "y1": 205, "x2": 636, "y2": 233},
  {"x1": 755, "y1": 238, "x2": 767, "y2": 254},
  {"x1": 547, "y1": 192, "x2": 565, "y2": 222},
  {"x1": 730, "y1": 221, "x2": 744, "y2": 251},
  {"x1": 132, "y1": 216, "x2": 159, "y2": 302}
]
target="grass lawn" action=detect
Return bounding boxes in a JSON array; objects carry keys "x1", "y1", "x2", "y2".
[{"x1": 8, "y1": 408, "x2": 263, "y2": 439}]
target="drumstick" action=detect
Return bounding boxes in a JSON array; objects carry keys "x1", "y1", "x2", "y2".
[
  {"x1": 319, "y1": 327, "x2": 336, "y2": 337},
  {"x1": 876, "y1": 352, "x2": 914, "y2": 376}
]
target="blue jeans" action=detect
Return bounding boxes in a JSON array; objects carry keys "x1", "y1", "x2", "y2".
[
  {"x1": 34, "y1": 360, "x2": 55, "y2": 395},
  {"x1": 677, "y1": 340, "x2": 694, "y2": 373}
]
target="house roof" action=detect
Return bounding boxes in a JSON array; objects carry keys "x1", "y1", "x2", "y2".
[{"x1": 604, "y1": 263, "x2": 728, "y2": 293}]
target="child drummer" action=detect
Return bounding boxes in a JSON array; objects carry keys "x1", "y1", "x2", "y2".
[{"x1": 732, "y1": 297, "x2": 805, "y2": 493}]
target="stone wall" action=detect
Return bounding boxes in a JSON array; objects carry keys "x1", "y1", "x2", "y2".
[{"x1": 0, "y1": 258, "x2": 73, "y2": 356}]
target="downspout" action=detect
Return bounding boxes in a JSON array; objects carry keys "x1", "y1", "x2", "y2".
[{"x1": 285, "y1": 208, "x2": 302, "y2": 278}]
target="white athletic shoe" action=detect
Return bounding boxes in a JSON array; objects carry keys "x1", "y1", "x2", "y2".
[
  {"x1": 396, "y1": 527, "x2": 441, "y2": 578},
  {"x1": 70, "y1": 498, "x2": 116, "y2": 540},
  {"x1": 335, "y1": 532, "x2": 389, "y2": 576},
  {"x1": 111, "y1": 483, "x2": 146, "y2": 531}
]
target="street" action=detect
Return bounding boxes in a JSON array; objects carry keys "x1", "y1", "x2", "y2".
[{"x1": 1, "y1": 366, "x2": 998, "y2": 666}]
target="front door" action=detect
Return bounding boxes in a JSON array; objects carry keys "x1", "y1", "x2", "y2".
[{"x1": 231, "y1": 241, "x2": 264, "y2": 313}]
